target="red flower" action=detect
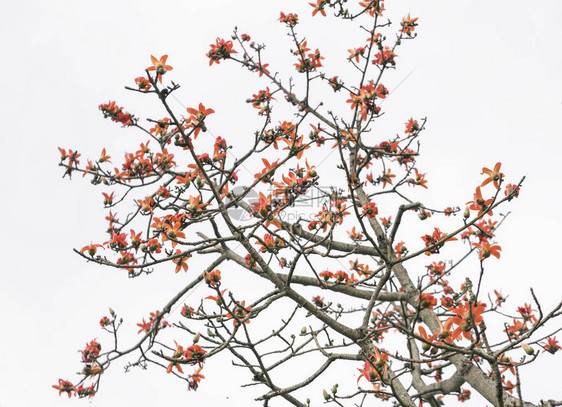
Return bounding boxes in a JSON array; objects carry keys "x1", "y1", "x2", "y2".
[
  {"x1": 418, "y1": 293, "x2": 437, "y2": 309},
  {"x1": 447, "y1": 301, "x2": 486, "y2": 341},
  {"x1": 134, "y1": 76, "x2": 151, "y2": 90},
  {"x1": 405, "y1": 118, "x2": 419, "y2": 134},
  {"x1": 255, "y1": 233, "x2": 285, "y2": 253},
  {"x1": 99, "y1": 316, "x2": 111, "y2": 327},
  {"x1": 203, "y1": 269, "x2": 221, "y2": 287},
  {"x1": 99, "y1": 101, "x2": 133, "y2": 126},
  {"x1": 80, "y1": 340, "x2": 101, "y2": 363},
  {"x1": 312, "y1": 296, "x2": 325, "y2": 307},
  {"x1": 181, "y1": 305, "x2": 195, "y2": 318},
  {"x1": 505, "y1": 183, "x2": 520, "y2": 199},
  {"x1": 542, "y1": 337, "x2": 561, "y2": 354},
  {"x1": 279, "y1": 12, "x2": 299, "y2": 26},
  {"x1": 188, "y1": 367, "x2": 206, "y2": 391},
  {"x1": 53, "y1": 379, "x2": 74, "y2": 398},
  {"x1": 394, "y1": 241, "x2": 407, "y2": 258},
  {"x1": 372, "y1": 47, "x2": 396, "y2": 66},
  {"x1": 421, "y1": 228, "x2": 457, "y2": 255},
  {"x1": 362, "y1": 202, "x2": 378, "y2": 218},
  {"x1": 380, "y1": 216, "x2": 392, "y2": 228},
  {"x1": 457, "y1": 389, "x2": 471, "y2": 402},
  {"x1": 207, "y1": 38, "x2": 237, "y2": 65}
]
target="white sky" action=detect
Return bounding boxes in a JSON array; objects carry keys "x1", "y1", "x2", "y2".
[{"x1": 1, "y1": 1, "x2": 562, "y2": 406}]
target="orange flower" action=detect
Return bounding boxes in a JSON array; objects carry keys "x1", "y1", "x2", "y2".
[
  {"x1": 206, "y1": 38, "x2": 237, "y2": 65},
  {"x1": 417, "y1": 325, "x2": 440, "y2": 352},
  {"x1": 188, "y1": 367, "x2": 206, "y2": 391},
  {"x1": 447, "y1": 301, "x2": 486, "y2": 341},
  {"x1": 407, "y1": 168, "x2": 428, "y2": 189},
  {"x1": 347, "y1": 226, "x2": 364, "y2": 241},
  {"x1": 134, "y1": 76, "x2": 151, "y2": 90},
  {"x1": 102, "y1": 191, "x2": 115, "y2": 206},
  {"x1": 186, "y1": 103, "x2": 215, "y2": 139},
  {"x1": 99, "y1": 148, "x2": 111, "y2": 163},
  {"x1": 359, "y1": 0, "x2": 384, "y2": 17},
  {"x1": 252, "y1": 192, "x2": 272, "y2": 217},
  {"x1": 471, "y1": 241, "x2": 501, "y2": 259},
  {"x1": 380, "y1": 169, "x2": 395, "y2": 188},
  {"x1": 80, "y1": 243, "x2": 103, "y2": 256},
  {"x1": 205, "y1": 289, "x2": 227, "y2": 305},
  {"x1": 466, "y1": 186, "x2": 493, "y2": 216},
  {"x1": 53, "y1": 379, "x2": 74, "y2": 398},
  {"x1": 542, "y1": 337, "x2": 561, "y2": 354},
  {"x1": 254, "y1": 158, "x2": 280, "y2": 182},
  {"x1": 418, "y1": 293, "x2": 437, "y2": 310},
  {"x1": 309, "y1": 0, "x2": 328, "y2": 16},
  {"x1": 394, "y1": 241, "x2": 407, "y2": 258},
  {"x1": 481, "y1": 162, "x2": 503, "y2": 189},
  {"x1": 188, "y1": 194, "x2": 209, "y2": 214},
  {"x1": 358, "y1": 346, "x2": 388, "y2": 384},
  {"x1": 400, "y1": 14, "x2": 418, "y2": 35},
  {"x1": 255, "y1": 233, "x2": 285, "y2": 253},
  {"x1": 282, "y1": 135, "x2": 309, "y2": 159},
  {"x1": 421, "y1": 228, "x2": 457, "y2": 255},
  {"x1": 226, "y1": 301, "x2": 252, "y2": 325},
  {"x1": 173, "y1": 249, "x2": 189, "y2": 273},
  {"x1": 162, "y1": 222, "x2": 186, "y2": 247},
  {"x1": 348, "y1": 47, "x2": 366, "y2": 63},
  {"x1": 203, "y1": 269, "x2": 221, "y2": 286},
  {"x1": 362, "y1": 202, "x2": 378, "y2": 218},
  {"x1": 279, "y1": 12, "x2": 299, "y2": 26},
  {"x1": 146, "y1": 55, "x2": 173, "y2": 83},
  {"x1": 493, "y1": 290, "x2": 505, "y2": 306},
  {"x1": 167, "y1": 342, "x2": 185, "y2": 374}
]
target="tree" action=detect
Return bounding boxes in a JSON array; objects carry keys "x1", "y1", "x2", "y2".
[{"x1": 54, "y1": 2, "x2": 562, "y2": 406}]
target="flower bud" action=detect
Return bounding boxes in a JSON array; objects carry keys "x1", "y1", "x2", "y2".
[
  {"x1": 196, "y1": 176, "x2": 205, "y2": 189},
  {"x1": 521, "y1": 343, "x2": 534, "y2": 355}
]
